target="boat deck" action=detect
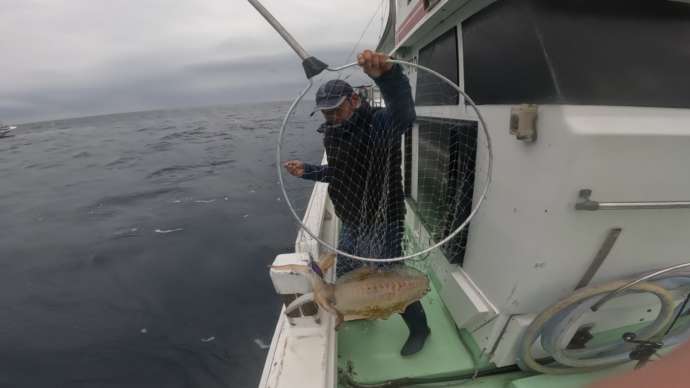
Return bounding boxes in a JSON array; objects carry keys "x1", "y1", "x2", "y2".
[
  {"x1": 337, "y1": 278, "x2": 478, "y2": 385},
  {"x1": 336, "y1": 269, "x2": 638, "y2": 387}
]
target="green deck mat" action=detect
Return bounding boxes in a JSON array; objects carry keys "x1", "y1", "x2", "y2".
[
  {"x1": 436, "y1": 366, "x2": 631, "y2": 388},
  {"x1": 445, "y1": 372, "x2": 531, "y2": 388},
  {"x1": 337, "y1": 279, "x2": 477, "y2": 385},
  {"x1": 508, "y1": 364, "x2": 634, "y2": 388}
]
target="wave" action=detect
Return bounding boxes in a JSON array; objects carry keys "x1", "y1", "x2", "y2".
[
  {"x1": 146, "y1": 160, "x2": 235, "y2": 179},
  {"x1": 94, "y1": 187, "x2": 182, "y2": 207}
]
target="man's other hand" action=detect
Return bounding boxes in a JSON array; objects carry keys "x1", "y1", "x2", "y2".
[
  {"x1": 357, "y1": 50, "x2": 393, "y2": 78},
  {"x1": 283, "y1": 160, "x2": 305, "y2": 177}
]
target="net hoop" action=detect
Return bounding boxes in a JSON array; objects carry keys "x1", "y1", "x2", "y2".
[{"x1": 277, "y1": 59, "x2": 493, "y2": 263}]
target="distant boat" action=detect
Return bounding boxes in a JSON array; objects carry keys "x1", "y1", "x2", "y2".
[{"x1": 0, "y1": 122, "x2": 16, "y2": 137}]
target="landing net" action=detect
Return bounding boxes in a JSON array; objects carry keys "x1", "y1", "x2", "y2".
[{"x1": 278, "y1": 60, "x2": 492, "y2": 274}]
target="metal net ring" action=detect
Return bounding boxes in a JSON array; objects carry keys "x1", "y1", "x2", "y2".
[{"x1": 276, "y1": 59, "x2": 493, "y2": 263}]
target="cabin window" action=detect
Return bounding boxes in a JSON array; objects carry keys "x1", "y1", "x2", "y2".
[
  {"x1": 415, "y1": 27, "x2": 459, "y2": 106},
  {"x1": 404, "y1": 132, "x2": 412, "y2": 197},
  {"x1": 462, "y1": 0, "x2": 690, "y2": 108},
  {"x1": 414, "y1": 117, "x2": 477, "y2": 265}
]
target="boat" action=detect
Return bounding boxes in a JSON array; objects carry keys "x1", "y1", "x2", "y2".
[
  {"x1": 0, "y1": 122, "x2": 16, "y2": 137},
  {"x1": 258, "y1": 1, "x2": 690, "y2": 387}
]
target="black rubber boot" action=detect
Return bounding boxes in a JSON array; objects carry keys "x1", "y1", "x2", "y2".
[{"x1": 399, "y1": 301, "x2": 431, "y2": 356}]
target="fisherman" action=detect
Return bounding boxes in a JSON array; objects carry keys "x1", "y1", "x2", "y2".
[{"x1": 283, "y1": 50, "x2": 430, "y2": 356}]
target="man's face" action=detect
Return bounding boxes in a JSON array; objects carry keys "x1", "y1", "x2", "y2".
[{"x1": 321, "y1": 94, "x2": 359, "y2": 125}]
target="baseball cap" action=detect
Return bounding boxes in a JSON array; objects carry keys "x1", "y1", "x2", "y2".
[{"x1": 314, "y1": 79, "x2": 354, "y2": 112}]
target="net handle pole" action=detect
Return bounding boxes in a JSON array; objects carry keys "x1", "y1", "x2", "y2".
[
  {"x1": 246, "y1": 0, "x2": 328, "y2": 78},
  {"x1": 246, "y1": 0, "x2": 308, "y2": 60}
]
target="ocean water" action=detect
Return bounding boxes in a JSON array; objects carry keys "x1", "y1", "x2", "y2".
[{"x1": 0, "y1": 102, "x2": 323, "y2": 388}]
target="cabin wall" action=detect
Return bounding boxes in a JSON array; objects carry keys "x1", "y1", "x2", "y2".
[{"x1": 394, "y1": 0, "x2": 690, "y2": 365}]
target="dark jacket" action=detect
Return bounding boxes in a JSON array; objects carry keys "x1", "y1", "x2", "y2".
[{"x1": 301, "y1": 64, "x2": 416, "y2": 229}]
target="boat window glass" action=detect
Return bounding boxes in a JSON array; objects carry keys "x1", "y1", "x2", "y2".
[
  {"x1": 414, "y1": 117, "x2": 476, "y2": 265},
  {"x1": 462, "y1": 0, "x2": 690, "y2": 108},
  {"x1": 415, "y1": 27, "x2": 459, "y2": 106},
  {"x1": 404, "y1": 132, "x2": 412, "y2": 197}
]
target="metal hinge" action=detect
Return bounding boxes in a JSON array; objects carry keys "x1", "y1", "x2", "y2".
[{"x1": 510, "y1": 104, "x2": 538, "y2": 142}]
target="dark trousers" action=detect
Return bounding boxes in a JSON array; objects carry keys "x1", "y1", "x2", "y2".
[{"x1": 336, "y1": 222, "x2": 404, "y2": 277}]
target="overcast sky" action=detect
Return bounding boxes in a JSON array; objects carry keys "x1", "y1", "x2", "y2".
[{"x1": 0, "y1": 0, "x2": 387, "y2": 123}]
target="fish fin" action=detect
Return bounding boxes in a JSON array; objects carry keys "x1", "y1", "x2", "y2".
[
  {"x1": 335, "y1": 312, "x2": 344, "y2": 330},
  {"x1": 344, "y1": 314, "x2": 369, "y2": 321},
  {"x1": 315, "y1": 291, "x2": 337, "y2": 315},
  {"x1": 318, "y1": 252, "x2": 336, "y2": 273}
]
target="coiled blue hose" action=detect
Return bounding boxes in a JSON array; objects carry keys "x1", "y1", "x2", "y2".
[{"x1": 517, "y1": 279, "x2": 685, "y2": 374}]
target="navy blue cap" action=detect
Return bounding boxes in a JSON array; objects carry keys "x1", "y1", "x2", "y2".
[{"x1": 315, "y1": 79, "x2": 354, "y2": 111}]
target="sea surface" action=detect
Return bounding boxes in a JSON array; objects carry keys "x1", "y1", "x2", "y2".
[{"x1": 0, "y1": 102, "x2": 323, "y2": 388}]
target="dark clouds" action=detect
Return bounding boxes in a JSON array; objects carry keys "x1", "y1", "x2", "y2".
[
  {"x1": 2, "y1": 47, "x2": 358, "y2": 123},
  {"x1": 0, "y1": 0, "x2": 386, "y2": 123}
]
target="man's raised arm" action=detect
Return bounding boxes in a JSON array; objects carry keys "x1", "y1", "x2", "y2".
[{"x1": 358, "y1": 50, "x2": 416, "y2": 136}]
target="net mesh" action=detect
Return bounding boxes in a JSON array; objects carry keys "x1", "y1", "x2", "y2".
[{"x1": 280, "y1": 60, "x2": 491, "y2": 276}]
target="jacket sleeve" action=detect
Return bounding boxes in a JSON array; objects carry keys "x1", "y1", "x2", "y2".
[
  {"x1": 301, "y1": 163, "x2": 331, "y2": 183},
  {"x1": 373, "y1": 64, "x2": 416, "y2": 137}
]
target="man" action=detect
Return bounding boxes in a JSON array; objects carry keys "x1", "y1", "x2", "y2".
[{"x1": 283, "y1": 50, "x2": 430, "y2": 356}]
